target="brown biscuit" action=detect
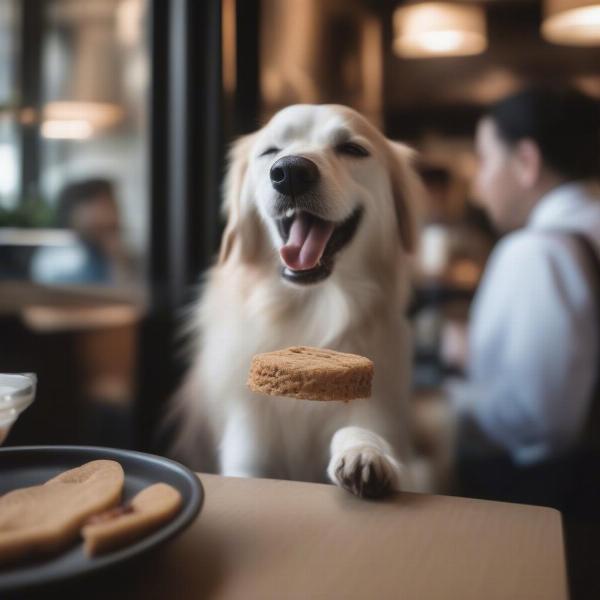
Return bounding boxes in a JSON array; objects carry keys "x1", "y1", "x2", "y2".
[
  {"x1": 0, "y1": 460, "x2": 124, "y2": 565},
  {"x1": 81, "y1": 483, "x2": 182, "y2": 556},
  {"x1": 247, "y1": 346, "x2": 373, "y2": 401}
]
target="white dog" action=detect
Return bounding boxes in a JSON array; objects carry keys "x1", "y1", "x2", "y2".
[{"x1": 171, "y1": 104, "x2": 424, "y2": 498}]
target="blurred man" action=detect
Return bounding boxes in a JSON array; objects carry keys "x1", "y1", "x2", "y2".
[
  {"x1": 31, "y1": 179, "x2": 133, "y2": 285},
  {"x1": 448, "y1": 86, "x2": 600, "y2": 507}
]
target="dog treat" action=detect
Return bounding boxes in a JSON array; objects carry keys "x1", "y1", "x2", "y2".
[
  {"x1": 0, "y1": 460, "x2": 124, "y2": 565},
  {"x1": 81, "y1": 483, "x2": 182, "y2": 556},
  {"x1": 247, "y1": 346, "x2": 373, "y2": 401}
]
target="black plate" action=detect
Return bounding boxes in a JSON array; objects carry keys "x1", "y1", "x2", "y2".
[{"x1": 0, "y1": 445, "x2": 203, "y2": 593}]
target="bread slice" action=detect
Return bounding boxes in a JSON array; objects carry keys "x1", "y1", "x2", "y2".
[
  {"x1": 82, "y1": 483, "x2": 182, "y2": 556},
  {"x1": 0, "y1": 460, "x2": 124, "y2": 565},
  {"x1": 247, "y1": 346, "x2": 374, "y2": 401}
]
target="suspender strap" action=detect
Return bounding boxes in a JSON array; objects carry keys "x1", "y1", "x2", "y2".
[{"x1": 568, "y1": 232, "x2": 600, "y2": 446}]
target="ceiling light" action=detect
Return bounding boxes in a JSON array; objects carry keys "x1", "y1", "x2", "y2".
[
  {"x1": 542, "y1": 0, "x2": 600, "y2": 46},
  {"x1": 394, "y1": 2, "x2": 487, "y2": 58}
]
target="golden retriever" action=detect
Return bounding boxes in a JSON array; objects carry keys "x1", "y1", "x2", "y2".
[{"x1": 171, "y1": 104, "x2": 424, "y2": 498}]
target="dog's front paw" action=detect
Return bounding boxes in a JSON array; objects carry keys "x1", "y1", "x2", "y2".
[{"x1": 327, "y1": 446, "x2": 403, "y2": 499}]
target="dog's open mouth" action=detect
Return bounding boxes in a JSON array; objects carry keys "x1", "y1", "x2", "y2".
[{"x1": 276, "y1": 207, "x2": 363, "y2": 284}]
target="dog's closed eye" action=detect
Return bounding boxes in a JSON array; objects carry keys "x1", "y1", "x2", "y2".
[
  {"x1": 335, "y1": 141, "x2": 370, "y2": 158},
  {"x1": 260, "y1": 147, "x2": 280, "y2": 157}
]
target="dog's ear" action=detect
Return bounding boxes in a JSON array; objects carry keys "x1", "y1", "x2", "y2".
[
  {"x1": 218, "y1": 133, "x2": 260, "y2": 264},
  {"x1": 385, "y1": 141, "x2": 424, "y2": 254}
]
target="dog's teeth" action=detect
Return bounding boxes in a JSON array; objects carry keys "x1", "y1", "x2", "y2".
[{"x1": 285, "y1": 208, "x2": 295, "y2": 218}]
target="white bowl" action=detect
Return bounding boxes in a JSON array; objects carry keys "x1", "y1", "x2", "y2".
[{"x1": 0, "y1": 373, "x2": 36, "y2": 445}]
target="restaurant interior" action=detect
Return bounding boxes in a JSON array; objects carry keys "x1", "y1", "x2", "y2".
[{"x1": 1, "y1": 0, "x2": 600, "y2": 597}]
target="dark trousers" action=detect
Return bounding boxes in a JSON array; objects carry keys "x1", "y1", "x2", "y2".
[{"x1": 456, "y1": 448, "x2": 600, "y2": 600}]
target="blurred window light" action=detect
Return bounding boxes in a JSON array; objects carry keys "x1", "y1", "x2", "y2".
[
  {"x1": 393, "y1": 2, "x2": 487, "y2": 58},
  {"x1": 41, "y1": 119, "x2": 93, "y2": 140},
  {"x1": 0, "y1": 144, "x2": 18, "y2": 196},
  {"x1": 0, "y1": 229, "x2": 76, "y2": 246},
  {"x1": 116, "y1": 0, "x2": 144, "y2": 47},
  {"x1": 0, "y1": 0, "x2": 18, "y2": 105},
  {"x1": 543, "y1": 0, "x2": 600, "y2": 45}
]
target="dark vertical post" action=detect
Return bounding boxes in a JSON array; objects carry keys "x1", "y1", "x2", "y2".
[
  {"x1": 148, "y1": 0, "x2": 169, "y2": 310},
  {"x1": 166, "y1": 0, "x2": 190, "y2": 309},
  {"x1": 187, "y1": 0, "x2": 223, "y2": 281},
  {"x1": 150, "y1": 0, "x2": 223, "y2": 311},
  {"x1": 19, "y1": 0, "x2": 43, "y2": 201},
  {"x1": 234, "y1": 0, "x2": 261, "y2": 135},
  {"x1": 136, "y1": 0, "x2": 224, "y2": 452},
  {"x1": 380, "y1": 0, "x2": 396, "y2": 137}
]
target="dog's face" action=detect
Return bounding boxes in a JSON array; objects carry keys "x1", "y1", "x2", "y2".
[{"x1": 220, "y1": 104, "x2": 421, "y2": 285}]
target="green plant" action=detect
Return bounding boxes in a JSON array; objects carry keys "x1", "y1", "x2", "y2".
[{"x1": 0, "y1": 196, "x2": 55, "y2": 228}]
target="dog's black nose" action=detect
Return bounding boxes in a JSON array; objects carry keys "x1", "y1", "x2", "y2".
[{"x1": 270, "y1": 156, "x2": 319, "y2": 196}]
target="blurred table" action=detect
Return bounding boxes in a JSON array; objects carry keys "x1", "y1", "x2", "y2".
[
  {"x1": 109, "y1": 473, "x2": 567, "y2": 600},
  {"x1": 0, "y1": 281, "x2": 143, "y2": 317},
  {"x1": 0, "y1": 282, "x2": 143, "y2": 446}
]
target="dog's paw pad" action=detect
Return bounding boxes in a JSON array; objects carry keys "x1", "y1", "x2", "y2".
[{"x1": 328, "y1": 446, "x2": 402, "y2": 499}]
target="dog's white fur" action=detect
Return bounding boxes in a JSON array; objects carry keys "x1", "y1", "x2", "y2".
[{"x1": 171, "y1": 104, "x2": 424, "y2": 497}]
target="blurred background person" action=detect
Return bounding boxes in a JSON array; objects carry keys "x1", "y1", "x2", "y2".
[
  {"x1": 449, "y1": 86, "x2": 600, "y2": 502},
  {"x1": 31, "y1": 179, "x2": 136, "y2": 286}
]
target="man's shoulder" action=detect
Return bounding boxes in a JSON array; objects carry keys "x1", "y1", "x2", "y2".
[
  {"x1": 488, "y1": 227, "x2": 600, "y2": 297},
  {"x1": 492, "y1": 230, "x2": 564, "y2": 263}
]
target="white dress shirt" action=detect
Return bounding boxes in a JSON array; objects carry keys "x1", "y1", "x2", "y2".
[{"x1": 452, "y1": 181, "x2": 600, "y2": 465}]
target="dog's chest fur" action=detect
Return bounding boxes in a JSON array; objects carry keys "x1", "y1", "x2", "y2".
[{"x1": 185, "y1": 264, "x2": 412, "y2": 480}]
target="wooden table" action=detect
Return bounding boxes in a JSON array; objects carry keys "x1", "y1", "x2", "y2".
[{"x1": 103, "y1": 473, "x2": 568, "y2": 600}]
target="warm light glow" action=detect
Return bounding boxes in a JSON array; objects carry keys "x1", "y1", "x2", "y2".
[
  {"x1": 458, "y1": 68, "x2": 521, "y2": 104},
  {"x1": 543, "y1": 0, "x2": 600, "y2": 45},
  {"x1": 360, "y1": 16, "x2": 383, "y2": 125},
  {"x1": 40, "y1": 102, "x2": 123, "y2": 139},
  {"x1": 415, "y1": 30, "x2": 476, "y2": 53},
  {"x1": 43, "y1": 101, "x2": 123, "y2": 129},
  {"x1": 394, "y1": 2, "x2": 487, "y2": 58},
  {"x1": 41, "y1": 119, "x2": 93, "y2": 139},
  {"x1": 222, "y1": 0, "x2": 237, "y2": 95},
  {"x1": 573, "y1": 74, "x2": 600, "y2": 98},
  {"x1": 117, "y1": 0, "x2": 144, "y2": 47},
  {"x1": 19, "y1": 107, "x2": 37, "y2": 125}
]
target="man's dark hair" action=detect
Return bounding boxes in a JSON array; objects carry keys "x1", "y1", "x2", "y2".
[
  {"x1": 487, "y1": 86, "x2": 600, "y2": 181},
  {"x1": 55, "y1": 179, "x2": 115, "y2": 228}
]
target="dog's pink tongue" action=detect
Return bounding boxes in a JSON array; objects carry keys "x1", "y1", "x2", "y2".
[{"x1": 280, "y1": 213, "x2": 335, "y2": 271}]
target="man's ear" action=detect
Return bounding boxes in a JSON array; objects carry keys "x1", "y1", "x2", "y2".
[
  {"x1": 385, "y1": 141, "x2": 425, "y2": 254},
  {"x1": 514, "y1": 138, "x2": 542, "y2": 189},
  {"x1": 218, "y1": 133, "x2": 260, "y2": 264}
]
